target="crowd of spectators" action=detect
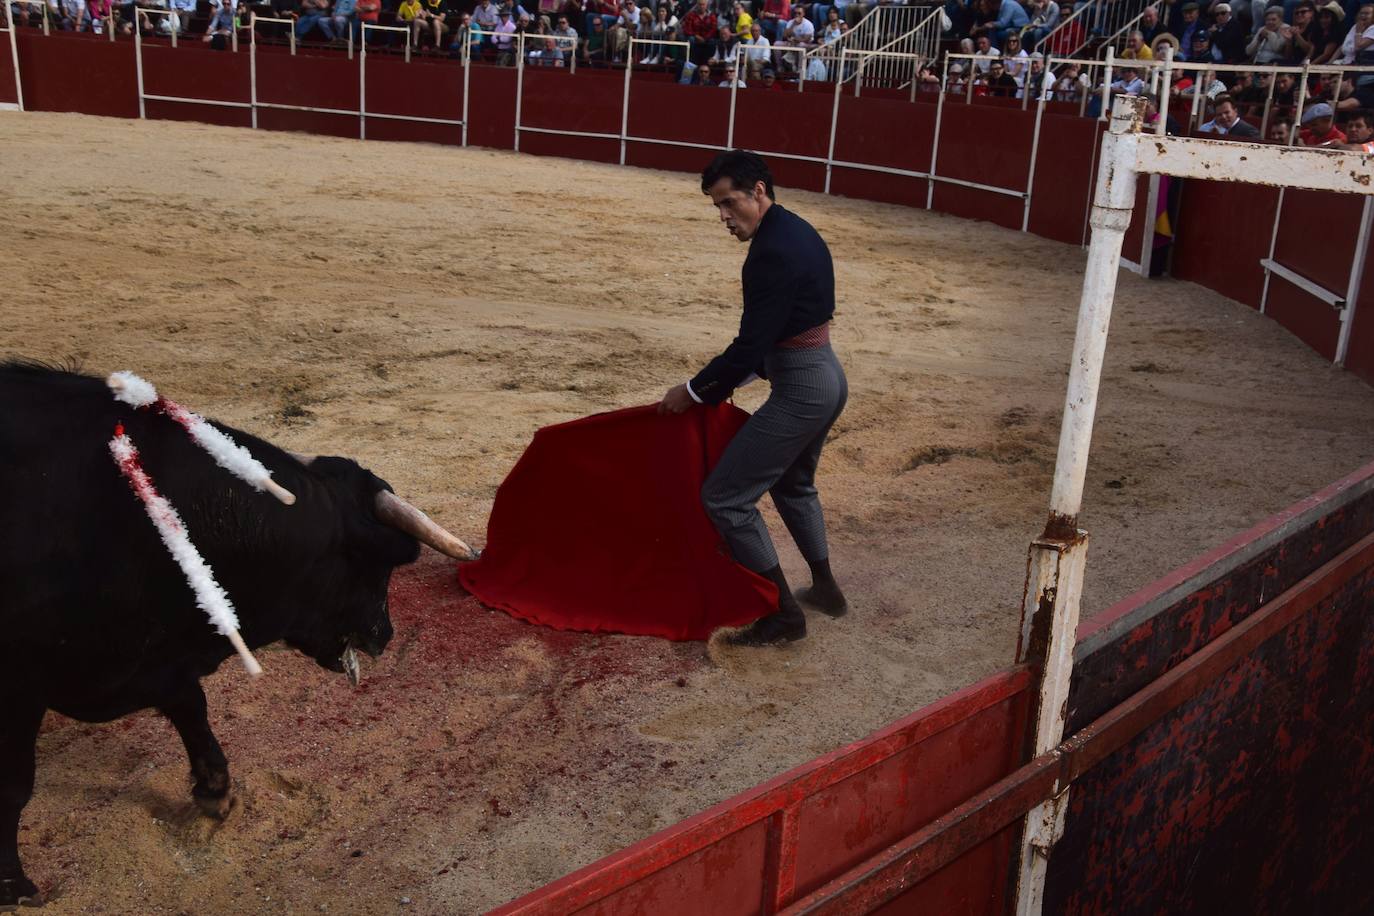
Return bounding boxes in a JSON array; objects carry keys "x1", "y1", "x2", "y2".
[{"x1": 7, "y1": 0, "x2": 1374, "y2": 142}]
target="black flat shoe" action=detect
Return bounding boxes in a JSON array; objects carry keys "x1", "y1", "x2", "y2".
[
  {"x1": 796, "y1": 583, "x2": 848, "y2": 618},
  {"x1": 725, "y1": 611, "x2": 807, "y2": 646}
]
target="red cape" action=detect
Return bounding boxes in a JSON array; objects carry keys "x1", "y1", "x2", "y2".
[{"x1": 457, "y1": 404, "x2": 778, "y2": 641}]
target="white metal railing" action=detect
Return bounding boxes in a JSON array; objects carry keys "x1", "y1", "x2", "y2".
[
  {"x1": 3, "y1": 2, "x2": 22, "y2": 109},
  {"x1": 1097, "y1": 1, "x2": 1158, "y2": 60},
  {"x1": 854, "y1": 5, "x2": 945, "y2": 91},
  {"x1": 1038, "y1": 0, "x2": 1154, "y2": 59},
  {"x1": 799, "y1": 4, "x2": 933, "y2": 86}
]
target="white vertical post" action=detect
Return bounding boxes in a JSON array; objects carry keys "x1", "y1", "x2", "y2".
[
  {"x1": 41, "y1": 1, "x2": 48, "y2": 36},
  {"x1": 1260, "y1": 188, "x2": 1285, "y2": 315},
  {"x1": 1013, "y1": 95, "x2": 1144, "y2": 916},
  {"x1": 6, "y1": 7, "x2": 23, "y2": 112},
  {"x1": 1099, "y1": 47, "x2": 1113, "y2": 122},
  {"x1": 134, "y1": 9, "x2": 145, "y2": 119},
  {"x1": 249, "y1": 12, "x2": 257, "y2": 128},
  {"x1": 513, "y1": 30, "x2": 524, "y2": 152},
  {"x1": 727, "y1": 41, "x2": 739, "y2": 148},
  {"x1": 619, "y1": 44, "x2": 632, "y2": 166},
  {"x1": 1287, "y1": 64, "x2": 1309, "y2": 147},
  {"x1": 289, "y1": 19, "x2": 295, "y2": 54},
  {"x1": 359, "y1": 23, "x2": 367, "y2": 139},
  {"x1": 1336, "y1": 197, "x2": 1374, "y2": 367},
  {"x1": 346, "y1": 22, "x2": 353, "y2": 60},
  {"x1": 1137, "y1": 47, "x2": 1173, "y2": 278},
  {"x1": 403, "y1": 26, "x2": 410, "y2": 62},
  {"x1": 823, "y1": 48, "x2": 844, "y2": 196},
  {"x1": 461, "y1": 29, "x2": 470, "y2": 147},
  {"x1": 927, "y1": 53, "x2": 948, "y2": 211},
  {"x1": 1021, "y1": 78, "x2": 1048, "y2": 233}
]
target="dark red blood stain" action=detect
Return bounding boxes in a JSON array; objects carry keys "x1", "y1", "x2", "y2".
[{"x1": 487, "y1": 798, "x2": 511, "y2": 818}]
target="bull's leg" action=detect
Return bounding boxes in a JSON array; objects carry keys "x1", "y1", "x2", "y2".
[
  {"x1": 0, "y1": 703, "x2": 45, "y2": 909},
  {"x1": 157, "y1": 682, "x2": 232, "y2": 820}
]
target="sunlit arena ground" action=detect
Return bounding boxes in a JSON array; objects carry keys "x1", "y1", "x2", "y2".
[{"x1": 4, "y1": 111, "x2": 1373, "y2": 914}]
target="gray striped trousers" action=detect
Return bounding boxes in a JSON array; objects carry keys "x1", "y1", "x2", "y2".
[{"x1": 702, "y1": 344, "x2": 848, "y2": 573}]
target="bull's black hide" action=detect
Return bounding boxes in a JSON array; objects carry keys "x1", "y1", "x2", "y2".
[{"x1": 0, "y1": 361, "x2": 422, "y2": 908}]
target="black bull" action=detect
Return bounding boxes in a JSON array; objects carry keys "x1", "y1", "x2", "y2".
[{"x1": 0, "y1": 363, "x2": 467, "y2": 908}]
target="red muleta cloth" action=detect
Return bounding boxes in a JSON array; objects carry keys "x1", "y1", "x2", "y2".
[{"x1": 458, "y1": 403, "x2": 778, "y2": 641}]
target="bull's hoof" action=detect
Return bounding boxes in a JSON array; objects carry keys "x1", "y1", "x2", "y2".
[
  {"x1": 194, "y1": 790, "x2": 237, "y2": 820},
  {"x1": 0, "y1": 876, "x2": 43, "y2": 910}
]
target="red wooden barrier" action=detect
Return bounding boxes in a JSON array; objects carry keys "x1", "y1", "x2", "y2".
[{"x1": 491, "y1": 668, "x2": 1032, "y2": 915}]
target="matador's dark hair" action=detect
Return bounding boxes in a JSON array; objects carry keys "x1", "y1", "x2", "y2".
[{"x1": 700, "y1": 150, "x2": 775, "y2": 201}]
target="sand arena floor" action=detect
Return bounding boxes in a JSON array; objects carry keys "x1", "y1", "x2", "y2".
[{"x1": 3, "y1": 110, "x2": 1374, "y2": 914}]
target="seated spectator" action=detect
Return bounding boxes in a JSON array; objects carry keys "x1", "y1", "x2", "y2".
[
  {"x1": 356, "y1": 0, "x2": 380, "y2": 40},
  {"x1": 1142, "y1": 93, "x2": 1181, "y2": 133},
  {"x1": 296, "y1": 0, "x2": 337, "y2": 40},
  {"x1": 681, "y1": 0, "x2": 717, "y2": 63},
  {"x1": 1175, "y1": 2, "x2": 1205, "y2": 61},
  {"x1": 948, "y1": 60, "x2": 969, "y2": 94},
  {"x1": 86, "y1": 0, "x2": 112, "y2": 33},
  {"x1": 1001, "y1": 32, "x2": 1029, "y2": 85},
  {"x1": 1267, "y1": 113, "x2": 1295, "y2": 141},
  {"x1": 1121, "y1": 29, "x2": 1154, "y2": 59},
  {"x1": 527, "y1": 34, "x2": 564, "y2": 62},
  {"x1": 1190, "y1": 28, "x2": 1222, "y2": 62},
  {"x1": 582, "y1": 0, "x2": 616, "y2": 34},
  {"x1": 553, "y1": 12, "x2": 579, "y2": 56},
  {"x1": 741, "y1": 20, "x2": 774, "y2": 77},
  {"x1": 1283, "y1": 0, "x2": 1317, "y2": 62},
  {"x1": 54, "y1": 0, "x2": 89, "y2": 30},
  {"x1": 1024, "y1": 0, "x2": 1059, "y2": 50},
  {"x1": 1018, "y1": 51, "x2": 1054, "y2": 99},
  {"x1": 971, "y1": 31, "x2": 1000, "y2": 72},
  {"x1": 758, "y1": 65, "x2": 785, "y2": 88},
  {"x1": 719, "y1": 59, "x2": 745, "y2": 85},
  {"x1": 1336, "y1": 108, "x2": 1374, "y2": 150},
  {"x1": 1309, "y1": 1, "x2": 1343, "y2": 63},
  {"x1": 1271, "y1": 70, "x2": 1298, "y2": 107},
  {"x1": 447, "y1": 10, "x2": 477, "y2": 54},
  {"x1": 758, "y1": 0, "x2": 789, "y2": 41},
  {"x1": 1210, "y1": 3, "x2": 1249, "y2": 62},
  {"x1": 1151, "y1": 32, "x2": 1181, "y2": 59},
  {"x1": 1247, "y1": 6, "x2": 1292, "y2": 62},
  {"x1": 1138, "y1": 4, "x2": 1163, "y2": 45},
  {"x1": 1052, "y1": 60, "x2": 1086, "y2": 100},
  {"x1": 1199, "y1": 94, "x2": 1260, "y2": 135},
  {"x1": 696, "y1": 59, "x2": 714, "y2": 83},
  {"x1": 472, "y1": 0, "x2": 499, "y2": 35},
  {"x1": 840, "y1": 0, "x2": 870, "y2": 29},
  {"x1": 413, "y1": 0, "x2": 455, "y2": 48},
  {"x1": 1299, "y1": 101, "x2": 1346, "y2": 143},
  {"x1": 1111, "y1": 64, "x2": 1146, "y2": 95},
  {"x1": 712, "y1": 22, "x2": 738, "y2": 62},
  {"x1": 494, "y1": 6, "x2": 517, "y2": 62},
  {"x1": 732, "y1": 0, "x2": 751, "y2": 34},
  {"x1": 977, "y1": 0, "x2": 1027, "y2": 45},
  {"x1": 780, "y1": 1, "x2": 814, "y2": 71},
  {"x1": 203, "y1": 0, "x2": 234, "y2": 44},
  {"x1": 819, "y1": 5, "x2": 841, "y2": 44},
  {"x1": 985, "y1": 59, "x2": 1018, "y2": 95},
  {"x1": 582, "y1": 12, "x2": 609, "y2": 63},
  {"x1": 1043, "y1": 3, "x2": 1082, "y2": 56},
  {"x1": 394, "y1": 0, "x2": 421, "y2": 39},
  {"x1": 328, "y1": 0, "x2": 356, "y2": 41},
  {"x1": 167, "y1": 0, "x2": 193, "y2": 34},
  {"x1": 1341, "y1": 5, "x2": 1374, "y2": 110}
]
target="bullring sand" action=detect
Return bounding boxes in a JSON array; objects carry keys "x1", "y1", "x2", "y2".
[{"x1": 3, "y1": 111, "x2": 1372, "y2": 914}]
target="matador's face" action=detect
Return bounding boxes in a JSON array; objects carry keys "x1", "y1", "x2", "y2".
[{"x1": 707, "y1": 177, "x2": 770, "y2": 242}]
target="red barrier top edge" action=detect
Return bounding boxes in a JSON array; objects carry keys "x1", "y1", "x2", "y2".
[
  {"x1": 489, "y1": 664, "x2": 1033, "y2": 915},
  {"x1": 1075, "y1": 455, "x2": 1374, "y2": 653}
]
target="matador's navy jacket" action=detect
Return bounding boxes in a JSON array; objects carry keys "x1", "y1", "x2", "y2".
[{"x1": 689, "y1": 203, "x2": 835, "y2": 405}]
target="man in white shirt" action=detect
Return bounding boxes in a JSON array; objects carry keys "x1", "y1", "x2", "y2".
[
  {"x1": 972, "y1": 33, "x2": 1000, "y2": 73},
  {"x1": 780, "y1": 3, "x2": 813, "y2": 72},
  {"x1": 742, "y1": 21, "x2": 771, "y2": 80}
]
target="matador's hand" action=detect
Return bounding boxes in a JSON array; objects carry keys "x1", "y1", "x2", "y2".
[{"x1": 657, "y1": 383, "x2": 695, "y2": 415}]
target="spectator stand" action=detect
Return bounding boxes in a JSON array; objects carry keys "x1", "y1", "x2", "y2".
[
  {"x1": 492, "y1": 27, "x2": 593, "y2": 154},
  {"x1": 797, "y1": 2, "x2": 935, "y2": 91},
  {"x1": 810, "y1": 4, "x2": 945, "y2": 94}
]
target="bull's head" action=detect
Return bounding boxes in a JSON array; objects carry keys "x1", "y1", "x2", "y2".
[{"x1": 276, "y1": 453, "x2": 472, "y2": 683}]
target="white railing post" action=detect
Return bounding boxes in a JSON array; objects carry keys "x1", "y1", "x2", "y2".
[
  {"x1": 249, "y1": 12, "x2": 258, "y2": 128},
  {"x1": 134, "y1": 8, "x2": 145, "y2": 119},
  {"x1": 5, "y1": 6, "x2": 23, "y2": 111},
  {"x1": 1022, "y1": 74, "x2": 1048, "y2": 232},
  {"x1": 727, "y1": 41, "x2": 740, "y2": 148},
  {"x1": 1337, "y1": 198, "x2": 1374, "y2": 367},
  {"x1": 359, "y1": 22, "x2": 367, "y2": 139},
  {"x1": 461, "y1": 27, "x2": 470, "y2": 147},
  {"x1": 927, "y1": 52, "x2": 948, "y2": 210},
  {"x1": 824, "y1": 48, "x2": 844, "y2": 195},
  {"x1": 1012, "y1": 95, "x2": 1143, "y2": 916},
  {"x1": 513, "y1": 29, "x2": 524, "y2": 151},
  {"x1": 619, "y1": 41, "x2": 632, "y2": 165}
]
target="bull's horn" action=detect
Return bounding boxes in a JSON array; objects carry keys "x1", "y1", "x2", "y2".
[{"x1": 373, "y1": 490, "x2": 476, "y2": 559}]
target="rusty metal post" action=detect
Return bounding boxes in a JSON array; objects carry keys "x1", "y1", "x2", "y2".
[{"x1": 1012, "y1": 94, "x2": 1143, "y2": 916}]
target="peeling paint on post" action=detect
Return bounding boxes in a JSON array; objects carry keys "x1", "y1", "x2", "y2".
[{"x1": 1013, "y1": 94, "x2": 1143, "y2": 916}]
